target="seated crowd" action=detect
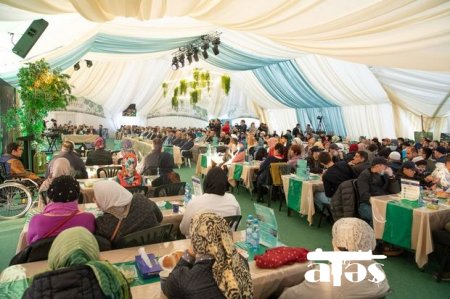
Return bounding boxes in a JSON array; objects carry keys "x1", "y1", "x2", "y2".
[{"x1": 2, "y1": 119, "x2": 450, "y2": 298}]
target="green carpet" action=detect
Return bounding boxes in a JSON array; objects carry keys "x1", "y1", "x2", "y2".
[{"x1": 1, "y1": 163, "x2": 448, "y2": 298}]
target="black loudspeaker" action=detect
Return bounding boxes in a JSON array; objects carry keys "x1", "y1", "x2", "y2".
[{"x1": 12, "y1": 19, "x2": 48, "y2": 58}]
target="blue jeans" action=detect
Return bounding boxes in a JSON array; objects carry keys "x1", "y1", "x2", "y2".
[
  {"x1": 358, "y1": 202, "x2": 373, "y2": 226},
  {"x1": 314, "y1": 191, "x2": 331, "y2": 212}
]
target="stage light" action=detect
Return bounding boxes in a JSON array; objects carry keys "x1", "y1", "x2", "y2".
[
  {"x1": 186, "y1": 50, "x2": 193, "y2": 64},
  {"x1": 193, "y1": 47, "x2": 199, "y2": 62},
  {"x1": 172, "y1": 57, "x2": 179, "y2": 70},
  {"x1": 178, "y1": 53, "x2": 185, "y2": 68},
  {"x1": 201, "y1": 42, "x2": 209, "y2": 59},
  {"x1": 212, "y1": 37, "x2": 220, "y2": 55},
  {"x1": 73, "y1": 62, "x2": 80, "y2": 71},
  {"x1": 86, "y1": 60, "x2": 93, "y2": 68}
]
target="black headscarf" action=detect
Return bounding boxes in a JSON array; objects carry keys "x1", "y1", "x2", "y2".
[
  {"x1": 47, "y1": 175, "x2": 80, "y2": 202},
  {"x1": 203, "y1": 167, "x2": 228, "y2": 196}
]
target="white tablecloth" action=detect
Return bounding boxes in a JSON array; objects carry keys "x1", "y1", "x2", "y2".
[{"x1": 62, "y1": 134, "x2": 99, "y2": 143}]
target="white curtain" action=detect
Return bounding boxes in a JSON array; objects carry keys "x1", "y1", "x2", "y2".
[
  {"x1": 3, "y1": 0, "x2": 449, "y2": 70},
  {"x1": 147, "y1": 116, "x2": 208, "y2": 128},
  {"x1": 265, "y1": 108, "x2": 298, "y2": 134}
]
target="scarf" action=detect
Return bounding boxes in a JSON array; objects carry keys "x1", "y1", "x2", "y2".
[
  {"x1": 117, "y1": 153, "x2": 142, "y2": 187},
  {"x1": 94, "y1": 180, "x2": 132, "y2": 219},
  {"x1": 47, "y1": 227, "x2": 131, "y2": 299},
  {"x1": 190, "y1": 213, "x2": 253, "y2": 299}
]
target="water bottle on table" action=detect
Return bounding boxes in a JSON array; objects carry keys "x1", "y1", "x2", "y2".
[
  {"x1": 251, "y1": 218, "x2": 260, "y2": 252},
  {"x1": 418, "y1": 186, "x2": 425, "y2": 207},
  {"x1": 245, "y1": 214, "x2": 254, "y2": 248},
  {"x1": 184, "y1": 183, "x2": 192, "y2": 206}
]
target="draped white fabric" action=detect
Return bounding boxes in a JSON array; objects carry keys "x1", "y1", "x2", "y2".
[
  {"x1": 265, "y1": 108, "x2": 298, "y2": 134},
  {"x1": 2, "y1": 0, "x2": 449, "y2": 70},
  {"x1": 147, "y1": 116, "x2": 208, "y2": 128}
]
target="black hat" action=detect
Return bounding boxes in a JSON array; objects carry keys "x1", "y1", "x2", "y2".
[
  {"x1": 402, "y1": 161, "x2": 416, "y2": 170},
  {"x1": 435, "y1": 146, "x2": 447, "y2": 155},
  {"x1": 371, "y1": 157, "x2": 388, "y2": 166},
  {"x1": 311, "y1": 146, "x2": 323, "y2": 153},
  {"x1": 47, "y1": 175, "x2": 80, "y2": 203}
]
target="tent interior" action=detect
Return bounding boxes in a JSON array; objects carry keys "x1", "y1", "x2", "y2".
[{"x1": 1, "y1": 1, "x2": 450, "y2": 140}]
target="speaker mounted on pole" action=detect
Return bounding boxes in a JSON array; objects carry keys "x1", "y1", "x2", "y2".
[{"x1": 12, "y1": 19, "x2": 49, "y2": 59}]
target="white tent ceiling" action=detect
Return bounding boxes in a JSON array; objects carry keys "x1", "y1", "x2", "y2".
[{"x1": 0, "y1": 0, "x2": 450, "y2": 139}]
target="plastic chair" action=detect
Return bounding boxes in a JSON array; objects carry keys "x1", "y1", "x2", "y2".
[
  {"x1": 432, "y1": 229, "x2": 450, "y2": 282},
  {"x1": 97, "y1": 166, "x2": 121, "y2": 178},
  {"x1": 153, "y1": 182, "x2": 186, "y2": 197},
  {"x1": 125, "y1": 186, "x2": 148, "y2": 196},
  {"x1": 223, "y1": 215, "x2": 242, "y2": 231},
  {"x1": 264, "y1": 162, "x2": 287, "y2": 208},
  {"x1": 112, "y1": 224, "x2": 173, "y2": 249},
  {"x1": 277, "y1": 164, "x2": 291, "y2": 211},
  {"x1": 181, "y1": 149, "x2": 193, "y2": 167}
]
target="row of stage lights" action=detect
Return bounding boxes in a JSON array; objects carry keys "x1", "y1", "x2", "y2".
[
  {"x1": 73, "y1": 59, "x2": 93, "y2": 71},
  {"x1": 171, "y1": 31, "x2": 221, "y2": 70}
]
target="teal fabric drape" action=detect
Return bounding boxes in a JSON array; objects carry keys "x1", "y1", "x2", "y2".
[
  {"x1": 205, "y1": 43, "x2": 286, "y2": 71},
  {"x1": 296, "y1": 107, "x2": 347, "y2": 136},
  {"x1": 252, "y1": 60, "x2": 334, "y2": 108}
]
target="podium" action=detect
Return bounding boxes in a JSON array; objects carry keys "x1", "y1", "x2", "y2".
[{"x1": 17, "y1": 135, "x2": 34, "y2": 171}]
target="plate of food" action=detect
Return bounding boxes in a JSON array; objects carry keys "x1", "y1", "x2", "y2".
[{"x1": 158, "y1": 250, "x2": 184, "y2": 272}]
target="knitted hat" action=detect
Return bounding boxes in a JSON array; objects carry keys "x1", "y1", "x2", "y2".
[
  {"x1": 411, "y1": 156, "x2": 424, "y2": 163},
  {"x1": 402, "y1": 161, "x2": 416, "y2": 170},
  {"x1": 371, "y1": 157, "x2": 388, "y2": 166},
  {"x1": 388, "y1": 151, "x2": 401, "y2": 162},
  {"x1": 349, "y1": 144, "x2": 358, "y2": 153},
  {"x1": 47, "y1": 175, "x2": 80, "y2": 203}
]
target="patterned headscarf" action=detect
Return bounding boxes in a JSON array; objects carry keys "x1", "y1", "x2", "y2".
[
  {"x1": 117, "y1": 153, "x2": 142, "y2": 187},
  {"x1": 190, "y1": 213, "x2": 253, "y2": 299},
  {"x1": 47, "y1": 175, "x2": 80, "y2": 203},
  {"x1": 332, "y1": 218, "x2": 376, "y2": 251},
  {"x1": 48, "y1": 227, "x2": 130, "y2": 299}
]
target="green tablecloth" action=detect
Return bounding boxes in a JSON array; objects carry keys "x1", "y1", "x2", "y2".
[
  {"x1": 163, "y1": 146, "x2": 173, "y2": 155},
  {"x1": 233, "y1": 164, "x2": 244, "y2": 180},
  {"x1": 382, "y1": 199, "x2": 415, "y2": 249},
  {"x1": 287, "y1": 178, "x2": 302, "y2": 212},
  {"x1": 201, "y1": 155, "x2": 208, "y2": 168}
]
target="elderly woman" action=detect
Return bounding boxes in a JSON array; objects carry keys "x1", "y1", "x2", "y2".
[
  {"x1": 38, "y1": 158, "x2": 72, "y2": 205},
  {"x1": 85, "y1": 137, "x2": 112, "y2": 166},
  {"x1": 27, "y1": 176, "x2": 95, "y2": 245},
  {"x1": 23, "y1": 227, "x2": 131, "y2": 298},
  {"x1": 280, "y1": 218, "x2": 390, "y2": 299},
  {"x1": 162, "y1": 213, "x2": 253, "y2": 299},
  {"x1": 180, "y1": 167, "x2": 241, "y2": 236},
  {"x1": 94, "y1": 180, "x2": 162, "y2": 241},
  {"x1": 115, "y1": 152, "x2": 143, "y2": 187}
]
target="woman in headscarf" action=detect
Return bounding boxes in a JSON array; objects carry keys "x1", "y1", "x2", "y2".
[
  {"x1": 23, "y1": 227, "x2": 131, "y2": 299},
  {"x1": 116, "y1": 152, "x2": 143, "y2": 187},
  {"x1": 85, "y1": 136, "x2": 113, "y2": 166},
  {"x1": 163, "y1": 212, "x2": 253, "y2": 299},
  {"x1": 27, "y1": 176, "x2": 95, "y2": 245},
  {"x1": 94, "y1": 180, "x2": 163, "y2": 241},
  {"x1": 280, "y1": 218, "x2": 390, "y2": 299},
  {"x1": 179, "y1": 167, "x2": 241, "y2": 236},
  {"x1": 38, "y1": 158, "x2": 72, "y2": 206}
]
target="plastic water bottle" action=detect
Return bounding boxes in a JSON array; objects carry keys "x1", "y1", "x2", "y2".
[
  {"x1": 251, "y1": 218, "x2": 260, "y2": 252},
  {"x1": 184, "y1": 183, "x2": 192, "y2": 206},
  {"x1": 245, "y1": 215, "x2": 254, "y2": 247},
  {"x1": 418, "y1": 186, "x2": 425, "y2": 207}
]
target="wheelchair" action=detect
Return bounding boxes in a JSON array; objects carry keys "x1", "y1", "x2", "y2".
[{"x1": 0, "y1": 163, "x2": 39, "y2": 220}]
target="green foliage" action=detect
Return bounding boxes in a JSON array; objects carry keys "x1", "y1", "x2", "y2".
[
  {"x1": 221, "y1": 75, "x2": 231, "y2": 95},
  {"x1": 193, "y1": 68, "x2": 200, "y2": 82},
  {"x1": 3, "y1": 59, "x2": 75, "y2": 144},
  {"x1": 190, "y1": 89, "x2": 201, "y2": 106},
  {"x1": 162, "y1": 82, "x2": 168, "y2": 97},
  {"x1": 172, "y1": 87, "x2": 179, "y2": 110},
  {"x1": 179, "y1": 80, "x2": 187, "y2": 95}
]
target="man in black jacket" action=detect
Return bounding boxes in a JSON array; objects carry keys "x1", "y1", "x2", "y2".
[
  {"x1": 85, "y1": 137, "x2": 112, "y2": 166},
  {"x1": 306, "y1": 146, "x2": 324, "y2": 174},
  {"x1": 314, "y1": 152, "x2": 357, "y2": 211},
  {"x1": 46, "y1": 141, "x2": 88, "y2": 179},
  {"x1": 357, "y1": 157, "x2": 400, "y2": 225}
]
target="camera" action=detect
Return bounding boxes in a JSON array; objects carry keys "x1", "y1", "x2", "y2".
[{"x1": 317, "y1": 116, "x2": 323, "y2": 120}]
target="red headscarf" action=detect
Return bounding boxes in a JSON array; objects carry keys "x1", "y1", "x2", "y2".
[{"x1": 117, "y1": 153, "x2": 142, "y2": 187}]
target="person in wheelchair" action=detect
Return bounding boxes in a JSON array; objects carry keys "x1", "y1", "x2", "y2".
[{"x1": 0, "y1": 142, "x2": 42, "y2": 185}]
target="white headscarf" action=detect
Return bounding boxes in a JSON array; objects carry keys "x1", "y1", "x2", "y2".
[
  {"x1": 51, "y1": 158, "x2": 72, "y2": 178},
  {"x1": 94, "y1": 180, "x2": 133, "y2": 218},
  {"x1": 332, "y1": 218, "x2": 376, "y2": 251}
]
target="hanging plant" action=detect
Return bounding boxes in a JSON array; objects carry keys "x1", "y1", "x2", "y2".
[
  {"x1": 3, "y1": 58, "x2": 75, "y2": 144},
  {"x1": 172, "y1": 87, "x2": 179, "y2": 110},
  {"x1": 190, "y1": 89, "x2": 201, "y2": 106},
  {"x1": 193, "y1": 68, "x2": 200, "y2": 82},
  {"x1": 200, "y1": 71, "x2": 209, "y2": 88},
  {"x1": 179, "y1": 79, "x2": 187, "y2": 95},
  {"x1": 189, "y1": 81, "x2": 198, "y2": 89},
  {"x1": 221, "y1": 75, "x2": 231, "y2": 95},
  {"x1": 162, "y1": 82, "x2": 168, "y2": 97}
]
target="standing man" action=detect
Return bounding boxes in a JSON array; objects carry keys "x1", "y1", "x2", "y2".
[
  {"x1": 98, "y1": 124, "x2": 103, "y2": 138},
  {"x1": 292, "y1": 124, "x2": 301, "y2": 138}
]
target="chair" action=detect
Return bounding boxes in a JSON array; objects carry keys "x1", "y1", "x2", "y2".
[
  {"x1": 277, "y1": 164, "x2": 291, "y2": 211},
  {"x1": 9, "y1": 235, "x2": 111, "y2": 265},
  {"x1": 432, "y1": 229, "x2": 450, "y2": 282},
  {"x1": 264, "y1": 163, "x2": 287, "y2": 208},
  {"x1": 216, "y1": 146, "x2": 228, "y2": 153},
  {"x1": 153, "y1": 182, "x2": 186, "y2": 197},
  {"x1": 125, "y1": 186, "x2": 148, "y2": 196},
  {"x1": 316, "y1": 203, "x2": 333, "y2": 228},
  {"x1": 112, "y1": 224, "x2": 173, "y2": 249},
  {"x1": 223, "y1": 215, "x2": 242, "y2": 231},
  {"x1": 97, "y1": 166, "x2": 121, "y2": 178},
  {"x1": 181, "y1": 149, "x2": 193, "y2": 168}
]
